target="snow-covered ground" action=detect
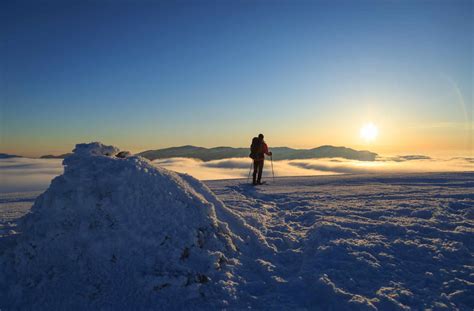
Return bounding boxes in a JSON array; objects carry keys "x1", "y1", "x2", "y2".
[
  {"x1": 0, "y1": 144, "x2": 472, "y2": 310},
  {"x1": 207, "y1": 173, "x2": 474, "y2": 310}
]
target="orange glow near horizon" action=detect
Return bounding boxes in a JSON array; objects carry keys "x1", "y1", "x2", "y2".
[{"x1": 1, "y1": 118, "x2": 472, "y2": 158}]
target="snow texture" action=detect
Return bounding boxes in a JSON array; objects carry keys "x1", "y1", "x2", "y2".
[
  {"x1": 0, "y1": 143, "x2": 264, "y2": 309},
  {"x1": 0, "y1": 142, "x2": 473, "y2": 310},
  {"x1": 208, "y1": 173, "x2": 474, "y2": 310}
]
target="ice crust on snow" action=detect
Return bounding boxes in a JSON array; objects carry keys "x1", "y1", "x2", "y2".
[{"x1": 0, "y1": 143, "x2": 256, "y2": 309}]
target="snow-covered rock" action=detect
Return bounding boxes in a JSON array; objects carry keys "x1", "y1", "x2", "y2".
[{"x1": 0, "y1": 142, "x2": 245, "y2": 309}]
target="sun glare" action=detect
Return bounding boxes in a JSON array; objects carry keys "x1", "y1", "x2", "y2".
[{"x1": 360, "y1": 123, "x2": 378, "y2": 142}]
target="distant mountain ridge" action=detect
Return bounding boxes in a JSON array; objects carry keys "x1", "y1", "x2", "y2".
[
  {"x1": 0, "y1": 153, "x2": 22, "y2": 159},
  {"x1": 40, "y1": 153, "x2": 73, "y2": 159},
  {"x1": 138, "y1": 145, "x2": 378, "y2": 161},
  {"x1": 38, "y1": 145, "x2": 377, "y2": 161}
]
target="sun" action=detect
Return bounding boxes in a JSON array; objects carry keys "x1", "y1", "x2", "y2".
[{"x1": 360, "y1": 123, "x2": 378, "y2": 142}]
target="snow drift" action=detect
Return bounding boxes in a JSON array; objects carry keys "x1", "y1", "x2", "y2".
[{"x1": 0, "y1": 142, "x2": 255, "y2": 309}]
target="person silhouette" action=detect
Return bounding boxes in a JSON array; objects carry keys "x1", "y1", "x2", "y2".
[{"x1": 250, "y1": 134, "x2": 272, "y2": 185}]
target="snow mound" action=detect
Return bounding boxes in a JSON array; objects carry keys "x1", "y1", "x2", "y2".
[{"x1": 0, "y1": 142, "x2": 241, "y2": 309}]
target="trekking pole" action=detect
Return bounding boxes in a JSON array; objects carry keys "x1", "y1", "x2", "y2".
[
  {"x1": 247, "y1": 161, "x2": 253, "y2": 183},
  {"x1": 270, "y1": 155, "x2": 275, "y2": 182}
]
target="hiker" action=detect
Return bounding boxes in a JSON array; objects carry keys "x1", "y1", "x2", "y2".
[{"x1": 249, "y1": 134, "x2": 272, "y2": 185}]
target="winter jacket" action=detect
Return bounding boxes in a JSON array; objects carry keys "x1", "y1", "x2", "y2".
[{"x1": 255, "y1": 142, "x2": 270, "y2": 161}]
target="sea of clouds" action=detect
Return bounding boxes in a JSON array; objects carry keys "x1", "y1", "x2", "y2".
[
  {"x1": 0, "y1": 155, "x2": 472, "y2": 193},
  {"x1": 0, "y1": 158, "x2": 64, "y2": 193},
  {"x1": 154, "y1": 156, "x2": 473, "y2": 179}
]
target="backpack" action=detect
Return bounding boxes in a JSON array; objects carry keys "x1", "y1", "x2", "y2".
[{"x1": 249, "y1": 137, "x2": 260, "y2": 159}]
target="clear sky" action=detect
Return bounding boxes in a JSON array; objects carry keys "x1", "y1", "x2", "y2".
[{"x1": 1, "y1": 0, "x2": 472, "y2": 157}]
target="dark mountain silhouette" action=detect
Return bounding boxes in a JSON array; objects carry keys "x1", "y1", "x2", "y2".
[
  {"x1": 40, "y1": 153, "x2": 73, "y2": 159},
  {"x1": 138, "y1": 145, "x2": 377, "y2": 161},
  {"x1": 0, "y1": 153, "x2": 22, "y2": 159}
]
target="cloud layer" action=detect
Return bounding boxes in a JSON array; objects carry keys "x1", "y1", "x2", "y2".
[
  {"x1": 1, "y1": 155, "x2": 472, "y2": 193},
  {"x1": 0, "y1": 158, "x2": 64, "y2": 193},
  {"x1": 154, "y1": 156, "x2": 473, "y2": 180}
]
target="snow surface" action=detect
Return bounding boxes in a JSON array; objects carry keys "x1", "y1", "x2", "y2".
[
  {"x1": 208, "y1": 173, "x2": 474, "y2": 310},
  {"x1": 0, "y1": 143, "x2": 267, "y2": 309},
  {"x1": 0, "y1": 142, "x2": 473, "y2": 310}
]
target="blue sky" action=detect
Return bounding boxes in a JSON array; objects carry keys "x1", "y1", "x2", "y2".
[{"x1": 1, "y1": 0, "x2": 472, "y2": 156}]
